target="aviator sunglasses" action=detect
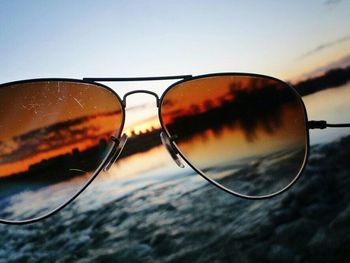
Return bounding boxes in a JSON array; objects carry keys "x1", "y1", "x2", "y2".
[{"x1": 0, "y1": 73, "x2": 349, "y2": 224}]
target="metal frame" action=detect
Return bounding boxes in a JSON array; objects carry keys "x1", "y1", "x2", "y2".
[
  {"x1": 159, "y1": 73, "x2": 311, "y2": 200},
  {"x1": 308, "y1": 120, "x2": 350, "y2": 129},
  {"x1": 0, "y1": 73, "x2": 348, "y2": 224},
  {"x1": 0, "y1": 78, "x2": 126, "y2": 225}
]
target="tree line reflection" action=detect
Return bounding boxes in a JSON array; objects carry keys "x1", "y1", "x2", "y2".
[
  {"x1": 164, "y1": 78, "x2": 299, "y2": 142},
  {"x1": 0, "y1": 110, "x2": 121, "y2": 165}
]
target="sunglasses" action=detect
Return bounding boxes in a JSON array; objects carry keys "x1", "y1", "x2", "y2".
[{"x1": 0, "y1": 73, "x2": 348, "y2": 224}]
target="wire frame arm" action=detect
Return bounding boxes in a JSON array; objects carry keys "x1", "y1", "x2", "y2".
[{"x1": 308, "y1": 120, "x2": 350, "y2": 129}]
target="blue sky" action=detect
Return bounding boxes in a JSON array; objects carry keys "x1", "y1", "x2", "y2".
[{"x1": 1, "y1": 0, "x2": 349, "y2": 86}]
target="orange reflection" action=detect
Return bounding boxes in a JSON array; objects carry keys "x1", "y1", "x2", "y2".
[
  {"x1": 0, "y1": 136, "x2": 101, "y2": 176},
  {"x1": 0, "y1": 81, "x2": 121, "y2": 139},
  {"x1": 161, "y1": 75, "x2": 307, "y2": 196},
  {"x1": 0, "y1": 113, "x2": 122, "y2": 177},
  {"x1": 0, "y1": 81, "x2": 123, "y2": 178},
  {"x1": 176, "y1": 104, "x2": 306, "y2": 168},
  {"x1": 161, "y1": 76, "x2": 281, "y2": 124}
]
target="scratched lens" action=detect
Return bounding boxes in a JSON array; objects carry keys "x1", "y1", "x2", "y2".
[
  {"x1": 160, "y1": 75, "x2": 308, "y2": 198},
  {"x1": 0, "y1": 80, "x2": 123, "y2": 222}
]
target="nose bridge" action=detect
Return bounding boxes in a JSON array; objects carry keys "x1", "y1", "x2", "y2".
[{"x1": 122, "y1": 90, "x2": 160, "y2": 107}]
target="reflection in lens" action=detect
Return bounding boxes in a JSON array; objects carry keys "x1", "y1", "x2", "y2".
[
  {"x1": 161, "y1": 75, "x2": 307, "y2": 198},
  {"x1": 0, "y1": 80, "x2": 123, "y2": 221}
]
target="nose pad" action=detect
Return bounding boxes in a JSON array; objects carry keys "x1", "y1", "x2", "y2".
[
  {"x1": 103, "y1": 133, "x2": 128, "y2": 171},
  {"x1": 160, "y1": 132, "x2": 185, "y2": 168}
]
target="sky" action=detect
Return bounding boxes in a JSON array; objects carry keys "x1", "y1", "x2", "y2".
[
  {"x1": 0, "y1": 0, "x2": 349, "y2": 134},
  {"x1": 1, "y1": 1, "x2": 349, "y2": 81}
]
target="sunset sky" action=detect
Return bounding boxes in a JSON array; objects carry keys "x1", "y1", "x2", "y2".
[{"x1": 0, "y1": 1, "x2": 349, "y2": 134}]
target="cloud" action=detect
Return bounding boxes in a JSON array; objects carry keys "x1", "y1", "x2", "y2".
[
  {"x1": 299, "y1": 35, "x2": 350, "y2": 59},
  {"x1": 296, "y1": 53, "x2": 350, "y2": 81},
  {"x1": 126, "y1": 103, "x2": 153, "y2": 112},
  {"x1": 324, "y1": 0, "x2": 343, "y2": 6}
]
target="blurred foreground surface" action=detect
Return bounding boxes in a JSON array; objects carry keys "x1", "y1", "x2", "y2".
[{"x1": 0, "y1": 134, "x2": 350, "y2": 263}]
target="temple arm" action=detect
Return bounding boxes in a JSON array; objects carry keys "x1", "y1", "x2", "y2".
[{"x1": 308, "y1": 120, "x2": 350, "y2": 129}]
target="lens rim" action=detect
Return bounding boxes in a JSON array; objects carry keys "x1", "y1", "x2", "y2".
[
  {"x1": 159, "y1": 72, "x2": 310, "y2": 200},
  {"x1": 0, "y1": 78, "x2": 125, "y2": 224}
]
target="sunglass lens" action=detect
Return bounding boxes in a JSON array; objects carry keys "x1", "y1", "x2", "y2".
[
  {"x1": 0, "y1": 80, "x2": 124, "y2": 222},
  {"x1": 160, "y1": 75, "x2": 308, "y2": 198}
]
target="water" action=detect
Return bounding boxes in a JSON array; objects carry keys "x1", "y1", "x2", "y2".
[{"x1": 304, "y1": 82, "x2": 350, "y2": 144}]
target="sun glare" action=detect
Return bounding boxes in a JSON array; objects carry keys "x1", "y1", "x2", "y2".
[{"x1": 124, "y1": 118, "x2": 161, "y2": 137}]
